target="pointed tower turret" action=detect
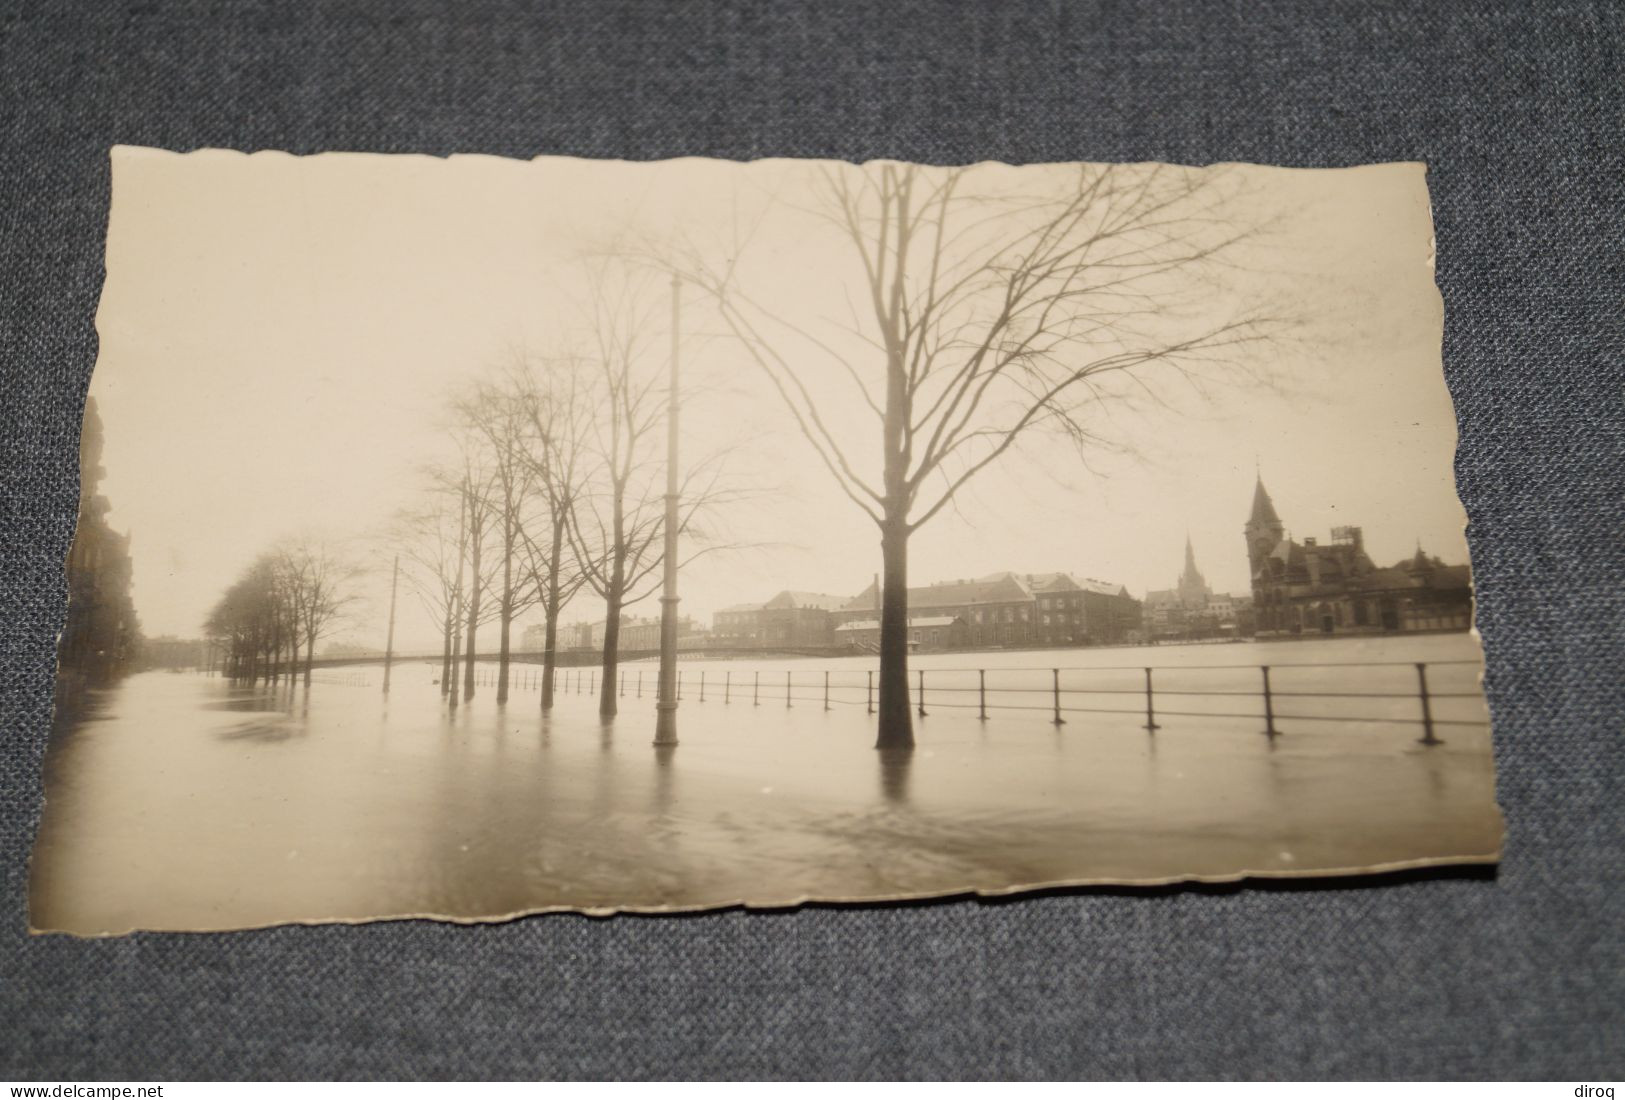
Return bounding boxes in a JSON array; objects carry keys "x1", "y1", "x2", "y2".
[
  {"x1": 1244, "y1": 474, "x2": 1286, "y2": 579},
  {"x1": 1177, "y1": 534, "x2": 1208, "y2": 607},
  {"x1": 1406, "y1": 541, "x2": 1436, "y2": 577}
]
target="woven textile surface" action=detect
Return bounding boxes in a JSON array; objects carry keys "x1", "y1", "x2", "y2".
[{"x1": 1, "y1": 0, "x2": 1621, "y2": 1080}]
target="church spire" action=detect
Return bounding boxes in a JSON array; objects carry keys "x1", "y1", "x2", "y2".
[{"x1": 1178, "y1": 533, "x2": 1207, "y2": 604}]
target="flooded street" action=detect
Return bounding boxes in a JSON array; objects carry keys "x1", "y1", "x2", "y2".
[{"x1": 29, "y1": 634, "x2": 1501, "y2": 934}]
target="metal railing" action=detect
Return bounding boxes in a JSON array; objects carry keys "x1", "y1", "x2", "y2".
[{"x1": 467, "y1": 658, "x2": 1487, "y2": 745}]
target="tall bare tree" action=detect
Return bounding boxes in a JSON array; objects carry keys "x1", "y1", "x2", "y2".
[
  {"x1": 449, "y1": 438, "x2": 501, "y2": 701},
  {"x1": 686, "y1": 162, "x2": 1270, "y2": 749},
  {"x1": 457, "y1": 372, "x2": 547, "y2": 706},
  {"x1": 280, "y1": 539, "x2": 363, "y2": 685},
  {"x1": 390, "y1": 480, "x2": 465, "y2": 696},
  {"x1": 511, "y1": 355, "x2": 593, "y2": 714}
]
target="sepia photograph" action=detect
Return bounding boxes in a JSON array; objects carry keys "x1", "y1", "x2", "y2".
[{"x1": 29, "y1": 147, "x2": 1502, "y2": 935}]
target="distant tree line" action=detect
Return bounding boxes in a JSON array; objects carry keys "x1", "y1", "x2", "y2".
[{"x1": 204, "y1": 541, "x2": 358, "y2": 685}]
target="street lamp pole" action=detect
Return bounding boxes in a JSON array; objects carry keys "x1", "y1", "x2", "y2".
[
  {"x1": 654, "y1": 273, "x2": 682, "y2": 746},
  {"x1": 382, "y1": 553, "x2": 399, "y2": 695}
]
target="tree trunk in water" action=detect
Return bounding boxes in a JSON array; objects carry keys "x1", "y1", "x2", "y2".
[
  {"x1": 463, "y1": 539, "x2": 481, "y2": 700},
  {"x1": 540, "y1": 605, "x2": 559, "y2": 712},
  {"x1": 448, "y1": 613, "x2": 462, "y2": 708},
  {"x1": 304, "y1": 629, "x2": 315, "y2": 686},
  {"x1": 496, "y1": 609, "x2": 512, "y2": 706},
  {"x1": 599, "y1": 594, "x2": 621, "y2": 718},
  {"x1": 876, "y1": 521, "x2": 915, "y2": 750},
  {"x1": 540, "y1": 520, "x2": 565, "y2": 713},
  {"x1": 496, "y1": 547, "x2": 513, "y2": 705},
  {"x1": 439, "y1": 610, "x2": 453, "y2": 696}
]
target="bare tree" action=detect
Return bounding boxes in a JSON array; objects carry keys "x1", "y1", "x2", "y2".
[
  {"x1": 511, "y1": 355, "x2": 593, "y2": 713},
  {"x1": 684, "y1": 161, "x2": 1271, "y2": 749},
  {"x1": 456, "y1": 371, "x2": 547, "y2": 706},
  {"x1": 280, "y1": 539, "x2": 363, "y2": 685},
  {"x1": 389, "y1": 481, "x2": 464, "y2": 696},
  {"x1": 447, "y1": 437, "x2": 501, "y2": 701}
]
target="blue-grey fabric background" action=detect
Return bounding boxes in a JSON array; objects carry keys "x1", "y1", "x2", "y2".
[{"x1": 2, "y1": 0, "x2": 1621, "y2": 1081}]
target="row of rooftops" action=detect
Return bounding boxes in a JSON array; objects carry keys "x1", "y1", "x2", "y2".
[
  {"x1": 716, "y1": 571, "x2": 1136, "y2": 621},
  {"x1": 720, "y1": 477, "x2": 1468, "y2": 626}
]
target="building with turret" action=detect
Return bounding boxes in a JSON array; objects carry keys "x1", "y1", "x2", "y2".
[{"x1": 1245, "y1": 475, "x2": 1472, "y2": 636}]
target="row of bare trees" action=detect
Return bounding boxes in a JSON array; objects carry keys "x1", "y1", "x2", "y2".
[
  {"x1": 394, "y1": 273, "x2": 739, "y2": 719},
  {"x1": 204, "y1": 541, "x2": 358, "y2": 685}
]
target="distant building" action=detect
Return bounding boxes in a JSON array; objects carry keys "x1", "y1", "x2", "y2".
[
  {"x1": 1026, "y1": 573, "x2": 1142, "y2": 646},
  {"x1": 1245, "y1": 476, "x2": 1472, "y2": 636},
  {"x1": 710, "y1": 590, "x2": 846, "y2": 648},
  {"x1": 556, "y1": 615, "x2": 704, "y2": 652},
  {"x1": 838, "y1": 572, "x2": 1037, "y2": 647},
  {"x1": 711, "y1": 602, "x2": 765, "y2": 645},
  {"x1": 834, "y1": 615, "x2": 967, "y2": 652},
  {"x1": 140, "y1": 635, "x2": 206, "y2": 671},
  {"x1": 718, "y1": 570, "x2": 1137, "y2": 652},
  {"x1": 319, "y1": 641, "x2": 383, "y2": 659},
  {"x1": 1143, "y1": 537, "x2": 1251, "y2": 640}
]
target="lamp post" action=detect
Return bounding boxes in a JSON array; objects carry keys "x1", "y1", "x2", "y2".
[
  {"x1": 382, "y1": 553, "x2": 398, "y2": 695},
  {"x1": 654, "y1": 273, "x2": 682, "y2": 746}
]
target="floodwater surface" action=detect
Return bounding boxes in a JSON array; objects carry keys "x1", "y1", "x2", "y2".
[{"x1": 29, "y1": 634, "x2": 1502, "y2": 934}]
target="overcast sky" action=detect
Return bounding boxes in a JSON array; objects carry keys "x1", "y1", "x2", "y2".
[{"x1": 88, "y1": 148, "x2": 1465, "y2": 650}]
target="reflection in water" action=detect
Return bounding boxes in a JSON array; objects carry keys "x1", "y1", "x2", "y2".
[
  {"x1": 27, "y1": 635, "x2": 1502, "y2": 934},
  {"x1": 652, "y1": 743, "x2": 679, "y2": 820},
  {"x1": 877, "y1": 749, "x2": 913, "y2": 807}
]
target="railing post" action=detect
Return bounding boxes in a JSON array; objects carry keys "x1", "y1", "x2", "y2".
[
  {"x1": 637, "y1": 670, "x2": 642, "y2": 698},
  {"x1": 824, "y1": 670, "x2": 831, "y2": 711},
  {"x1": 1052, "y1": 668, "x2": 1065, "y2": 726},
  {"x1": 588, "y1": 670, "x2": 594, "y2": 695},
  {"x1": 753, "y1": 671, "x2": 759, "y2": 707},
  {"x1": 978, "y1": 669, "x2": 988, "y2": 720},
  {"x1": 786, "y1": 670, "x2": 792, "y2": 708},
  {"x1": 1416, "y1": 662, "x2": 1441, "y2": 745},
  {"x1": 867, "y1": 670, "x2": 874, "y2": 715},
  {"x1": 620, "y1": 670, "x2": 625, "y2": 697},
  {"x1": 917, "y1": 669, "x2": 927, "y2": 717},
  {"x1": 699, "y1": 670, "x2": 705, "y2": 703},
  {"x1": 677, "y1": 670, "x2": 683, "y2": 701},
  {"x1": 1142, "y1": 667, "x2": 1160, "y2": 731},
  {"x1": 725, "y1": 670, "x2": 731, "y2": 704},
  {"x1": 1261, "y1": 665, "x2": 1279, "y2": 739}
]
